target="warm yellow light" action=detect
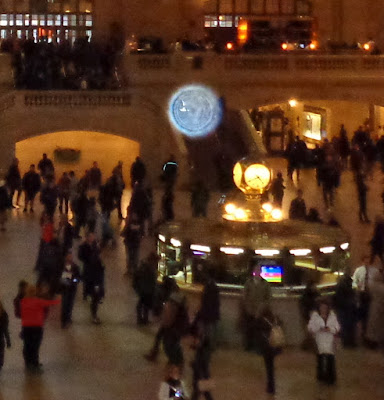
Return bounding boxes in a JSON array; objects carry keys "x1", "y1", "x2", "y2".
[
  {"x1": 262, "y1": 202, "x2": 273, "y2": 213},
  {"x1": 65, "y1": 9, "x2": 70, "y2": 12},
  {"x1": 309, "y1": 42, "x2": 316, "y2": 50},
  {"x1": 319, "y1": 246, "x2": 336, "y2": 254},
  {"x1": 226, "y1": 42, "x2": 234, "y2": 50},
  {"x1": 220, "y1": 247, "x2": 244, "y2": 255},
  {"x1": 233, "y1": 162, "x2": 243, "y2": 189},
  {"x1": 363, "y1": 43, "x2": 370, "y2": 51},
  {"x1": 85, "y1": 9, "x2": 91, "y2": 12},
  {"x1": 219, "y1": 15, "x2": 223, "y2": 20},
  {"x1": 244, "y1": 164, "x2": 271, "y2": 190},
  {"x1": 225, "y1": 203, "x2": 237, "y2": 214},
  {"x1": 288, "y1": 99, "x2": 297, "y2": 107},
  {"x1": 271, "y1": 208, "x2": 283, "y2": 220},
  {"x1": 170, "y1": 238, "x2": 181, "y2": 247},
  {"x1": 281, "y1": 43, "x2": 288, "y2": 50},
  {"x1": 234, "y1": 208, "x2": 247, "y2": 220},
  {"x1": 237, "y1": 20, "x2": 248, "y2": 45}
]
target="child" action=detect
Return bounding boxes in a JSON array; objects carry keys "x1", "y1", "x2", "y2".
[
  {"x1": 0, "y1": 301, "x2": 11, "y2": 371},
  {"x1": 308, "y1": 299, "x2": 340, "y2": 385},
  {"x1": 158, "y1": 364, "x2": 188, "y2": 400},
  {"x1": 270, "y1": 171, "x2": 285, "y2": 208}
]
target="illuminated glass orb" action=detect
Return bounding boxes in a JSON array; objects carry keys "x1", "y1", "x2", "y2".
[
  {"x1": 225, "y1": 203, "x2": 237, "y2": 214},
  {"x1": 262, "y1": 202, "x2": 273, "y2": 213},
  {"x1": 271, "y1": 208, "x2": 283, "y2": 220},
  {"x1": 168, "y1": 84, "x2": 223, "y2": 138}
]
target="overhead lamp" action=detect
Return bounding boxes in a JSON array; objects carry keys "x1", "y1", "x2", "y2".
[
  {"x1": 290, "y1": 248, "x2": 311, "y2": 256},
  {"x1": 190, "y1": 244, "x2": 211, "y2": 253},
  {"x1": 170, "y1": 238, "x2": 181, "y2": 247},
  {"x1": 220, "y1": 247, "x2": 244, "y2": 255},
  {"x1": 320, "y1": 246, "x2": 336, "y2": 254},
  {"x1": 158, "y1": 234, "x2": 166, "y2": 243},
  {"x1": 340, "y1": 243, "x2": 349, "y2": 250},
  {"x1": 255, "y1": 249, "x2": 280, "y2": 256}
]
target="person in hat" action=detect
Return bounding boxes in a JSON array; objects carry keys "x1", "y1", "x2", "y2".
[{"x1": 0, "y1": 180, "x2": 10, "y2": 231}]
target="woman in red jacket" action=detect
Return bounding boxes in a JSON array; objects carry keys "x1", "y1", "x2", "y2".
[{"x1": 21, "y1": 285, "x2": 60, "y2": 372}]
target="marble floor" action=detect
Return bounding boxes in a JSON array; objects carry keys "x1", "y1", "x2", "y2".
[{"x1": 0, "y1": 160, "x2": 383, "y2": 399}]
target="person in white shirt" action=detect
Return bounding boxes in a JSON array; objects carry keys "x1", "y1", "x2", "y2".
[
  {"x1": 308, "y1": 299, "x2": 340, "y2": 385},
  {"x1": 352, "y1": 256, "x2": 380, "y2": 339}
]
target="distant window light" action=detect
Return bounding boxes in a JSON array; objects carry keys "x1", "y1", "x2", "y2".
[
  {"x1": 218, "y1": 15, "x2": 233, "y2": 27},
  {"x1": 0, "y1": 15, "x2": 7, "y2": 27},
  {"x1": 204, "y1": 15, "x2": 218, "y2": 28}
]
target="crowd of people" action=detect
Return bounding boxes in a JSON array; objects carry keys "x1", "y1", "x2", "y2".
[
  {"x1": 0, "y1": 141, "x2": 383, "y2": 399},
  {"x1": 7, "y1": 36, "x2": 123, "y2": 90}
]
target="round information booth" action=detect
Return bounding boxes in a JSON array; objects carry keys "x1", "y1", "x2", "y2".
[{"x1": 156, "y1": 156, "x2": 350, "y2": 346}]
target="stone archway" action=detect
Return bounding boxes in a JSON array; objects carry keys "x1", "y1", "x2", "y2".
[{"x1": 16, "y1": 131, "x2": 140, "y2": 186}]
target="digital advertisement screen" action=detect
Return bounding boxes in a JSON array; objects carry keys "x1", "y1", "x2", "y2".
[{"x1": 261, "y1": 266, "x2": 283, "y2": 283}]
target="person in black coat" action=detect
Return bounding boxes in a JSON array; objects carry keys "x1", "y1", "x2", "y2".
[
  {"x1": 370, "y1": 216, "x2": 384, "y2": 264},
  {"x1": 121, "y1": 212, "x2": 142, "y2": 275},
  {"x1": 37, "y1": 153, "x2": 54, "y2": 180},
  {"x1": 72, "y1": 189, "x2": 89, "y2": 238},
  {"x1": 60, "y1": 252, "x2": 81, "y2": 328},
  {"x1": 356, "y1": 173, "x2": 370, "y2": 223},
  {"x1": 78, "y1": 232, "x2": 105, "y2": 324},
  {"x1": 22, "y1": 164, "x2": 41, "y2": 213},
  {"x1": 57, "y1": 214, "x2": 74, "y2": 255},
  {"x1": 133, "y1": 252, "x2": 158, "y2": 325},
  {"x1": 333, "y1": 274, "x2": 358, "y2": 348},
  {"x1": 130, "y1": 156, "x2": 146, "y2": 188},
  {"x1": 5, "y1": 157, "x2": 21, "y2": 207},
  {"x1": 0, "y1": 301, "x2": 11, "y2": 371},
  {"x1": 289, "y1": 189, "x2": 306, "y2": 220},
  {"x1": 40, "y1": 180, "x2": 58, "y2": 218}
]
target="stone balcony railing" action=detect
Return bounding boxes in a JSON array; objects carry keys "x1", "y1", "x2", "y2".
[{"x1": 123, "y1": 53, "x2": 384, "y2": 86}]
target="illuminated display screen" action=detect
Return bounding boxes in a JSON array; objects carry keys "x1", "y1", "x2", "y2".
[
  {"x1": 168, "y1": 84, "x2": 223, "y2": 138},
  {"x1": 261, "y1": 265, "x2": 283, "y2": 283}
]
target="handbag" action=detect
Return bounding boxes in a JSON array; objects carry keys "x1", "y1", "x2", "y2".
[
  {"x1": 198, "y1": 379, "x2": 216, "y2": 392},
  {"x1": 264, "y1": 317, "x2": 286, "y2": 349}
]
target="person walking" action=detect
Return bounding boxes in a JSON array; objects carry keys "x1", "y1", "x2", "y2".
[
  {"x1": 333, "y1": 273, "x2": 358, "y2": 347},
  {"x1": 78, "y1": 232, "x2": 105, "y2": 324},
  {"x1": 22, "y1": 164, "x2": 41, "y2": 213},
  {"x1": 121, "y1": 212, "x2": 142, "y2": 275},
  {"x1": 72, "y1": 189, "x2": 89, "y2": 238},
  {"x1": 158, "y1": 364, "x2": 188, "y2": 400},
  {"x1": 37, "y1": 153, "x2": 54, "y2": 181},
  {"x1": 130, "y1": 157, "x2": 146, "y2": 188},
  {"x1": 110, "y1": 164, "x2": 125, "y2": 219},
  {"x1": 40, "y1": 180, "x2": 58, "y2": 218},
  {"x1": 369, "y1": 216, "x2": 384, "y2": 265},
  {"x1": 352, "y1": 256, "x2": 373, "y2": 342},
  {"x1": 133, "y1": 252, "x2": 158, "y2": 325},
  {"x1": 269, "y1": 171, "x2": 285, "y2": 208},
  {"x1": 20, "y1": 284, "x2": 60, "y2": 372},
  {"x1": 299, "y1": 280, "x2": 320, "y2": 350},
  {"x1": 57, "y1": 172, "x2": 71, "y2": 214},
  {"x1": 242, "y1": 262, "x2": 271, "y2": 351},
  {"x1": 59, "y1": 252, "x2": 81, "y2": 328},
  {"x1": 356, "y1": 173, "x2": 370, "y2": 223},
  {"x1": 338, "y1": 124, "x2": 350, "y2": 170},
  {"x1": 5, "y1": 157, "x2": 22, "y2": 208},
  {"x1": 0, "y1": 301, "x2": 11, "y2": 371},
  {"x1": 288, "y1": 189, "x2": 307, "y2": 220},
  {"x1": 191, "y1": 180, "x2": 210, "y2": 218},
  {"x1": 88, "y1": 161, "x2": 102, "y2": 191},
  {"x1": 308, "y1": 299, "x2": 340, "y2": 385}
]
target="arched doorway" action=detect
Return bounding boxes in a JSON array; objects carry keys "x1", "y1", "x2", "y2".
[{"x1": 16, "y1": 131, "x2": 140, "y2": 186}]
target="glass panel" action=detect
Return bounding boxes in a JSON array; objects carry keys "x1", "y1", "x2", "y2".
[
  {"x1": 47, "y1": 14, "x2": 54, "y2": 25},
  {"x1": 16, "y1": 15, "x2": 23, "y2": 26},
  {"x1": 219, "y1": 0, "x2": 233, "y2": 14},
  {"x1": 85, "y1": 15, "x2": 92, "y2": 27},
  {"x1": 55, "y1": 15, "x2": 61, "y2": 26},
  {"x1": 203, "y1": 0, "x2": 218, "y2": 13},
  {"x1": 204, "y1": 15, "x2": 218, "y2": 28},
  {"x1": 0, "y1": 29, "x2": 7, "y2": 39},
  {"x1": 218, "y1": 15, "x2": 233, "y2": 27},
  {"x1": 8, "y1": 15, "x2": 14, "y2": 26},
  {"x1": 265, "y1": 0, "x2": 280, "y2": 14},
  {"x1": 250, "y1": 0, "x2": 264, "y2": 14},
  {"x1": 24, "y1": 14, "x2": 30, "y2": 26},
  {"x1": 77, "y1": 14, "x2": 85, "y2": 26},
  {"x1": 39, "y1": 15, "x2": 46, "y2": 26},
  {"x1": 281, "y1": 0, "x2": 294, "y2": 14},
  {"x1": 86, "y1": 29, "x2": 92, "y2": 39},
  {"x1": 17, "y1": 29, "x2": 22, "y2": 38},
  {"x1": 0, "y1": 15, "x2": 7, "y2": 27},
  {"x1": 69, "y1": 14, "x2": 76, "y2": 26},
  {"x1": 31, "y1": 14, "x2": 38, "y2": 25},
  {"x1": 63, "y1": 14, "x2": 69, "y2": 26}
]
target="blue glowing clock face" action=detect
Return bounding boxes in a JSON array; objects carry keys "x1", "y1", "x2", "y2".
[{"x1": 168, "y1": 85, "x2": 223, "y2": 138}]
